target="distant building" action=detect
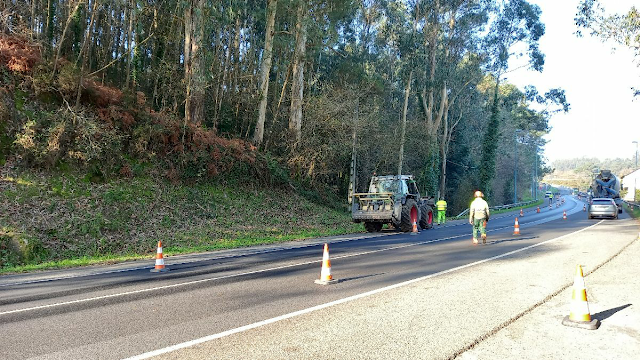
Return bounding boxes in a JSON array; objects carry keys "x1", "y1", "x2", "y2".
[{"x1": 621, "y1": 169, "x2": 640, "y2": 201}]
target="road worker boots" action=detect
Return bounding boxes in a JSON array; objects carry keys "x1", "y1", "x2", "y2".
[{"x1": 481, "y1": 233, "x2": 487, "y2": 244}]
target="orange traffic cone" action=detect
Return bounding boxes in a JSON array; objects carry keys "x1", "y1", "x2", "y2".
[
  {"x1": 536, "y1": 206, "x2": 540, "y2": 213},
  {"x1": 315, "y1": 243, "x2": 338, "y2": 285},
  {"x1": 513, "y1": 217, "x2": 520, "y2": 235},
  {"x1": 520, "y1": 208, "x2": 524, "y2": 217},
  {"x1": 563, "y1": 211, "x2": 567, "y2": 220},
  {"x1": 150, "y1": 241, "x2": 168, "y2": 273},
  {"x1": 562, "y1": 265, "x2": 599, "y2": 330},
  {"x1": 410, "y1": 208, "x2": 419, "y2": 235},
  {"x1": 410, "y1": 220, "x2": 419, "y2": 235}
]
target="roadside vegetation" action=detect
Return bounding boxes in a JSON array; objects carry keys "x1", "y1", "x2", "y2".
[
  {"x1": 6, "y1": 0, "x2": 637, "y2": 273},
  {"x1": 0, "y1": 169, "x2": 360, "y2": 273},
  {"x1": 624, "y1": 203, "x2": 640, "y2": 219}
]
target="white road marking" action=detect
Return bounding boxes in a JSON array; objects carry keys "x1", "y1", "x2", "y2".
[
  {"x1": 0, "y1": 200, "x2": 590, "y2": 316},
  {"x1": 123, "y1": 221, "x2": 603, "y2": 360},
  {"x1": 0, "y1": 233, "x2": 465, "y2": 316},
  {"x1": 1, "y1": 198, "x2": 578, "y2": 287},
  {"x1": 0, "y1": 233, "x2": 389, "y2": 287}
]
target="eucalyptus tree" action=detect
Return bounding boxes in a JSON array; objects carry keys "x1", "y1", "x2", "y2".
[
  {"x1": 253, "y1": 0, "x2": 278, "y2": 146},
  {"x1": 576, "y1": 0, "x2": 640, "y2": 96},
  {"x1": 184, "y1": 0, "x2": 206, "y2": 128}
]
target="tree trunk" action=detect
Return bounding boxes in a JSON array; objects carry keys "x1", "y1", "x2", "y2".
[
  {"x1": 253, "y1": 0, "x2": 277, "y2": 146},
  {"x1": 31, "y1": 0, "x2": 38, "y2": 39},
  {"x1": 232, "y1": 15, "x2": 241, "y2": 94},
  {"x1": 289, "y1": 0, "x2": 307, "y2": 147},
  {"x1": 52, "y1": 1, "x2": 82, "y2": 75},
  {"x1": 75, "y1": 0, "x2": 99, "y2": 108},
  {"x1": 398, "y1": 70, "x2": 413, "y2": 176},
  {"x1": 125, "y1": 0, "x2": 134, "y2": 89},
  {"x1": 45, "y1": 0, "x2": 54, "y2": 49},
  {"x1": 184, "y1": 0, "x2": 205, "y2": 128}
]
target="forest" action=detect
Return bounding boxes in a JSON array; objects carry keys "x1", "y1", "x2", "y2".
[{"x1": 1, "y1": 0, "x2": 575, "y2": 217}]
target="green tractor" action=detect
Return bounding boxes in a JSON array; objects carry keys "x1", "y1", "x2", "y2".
[{"x1": 351, "y1": 175, "x2": 435, "y2": 232}]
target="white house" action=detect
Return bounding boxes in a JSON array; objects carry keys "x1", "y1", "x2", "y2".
[{"x1": 622, "y1": 169, "x2": 640, "y2": 201}]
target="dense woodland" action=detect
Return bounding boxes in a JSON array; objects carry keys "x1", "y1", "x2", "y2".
[{"x1": 2, "y1": 0, "x2": 588, "y2": 215}]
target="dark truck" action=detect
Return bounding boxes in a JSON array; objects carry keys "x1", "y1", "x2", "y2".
[
  {"x1": 351, "y1": 175, "x2": 434, "y2": 232},
  {"x1": 590, "y1": 170, "x2": 623, "y2": 213}
]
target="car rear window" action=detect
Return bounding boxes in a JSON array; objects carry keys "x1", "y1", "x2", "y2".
[{"x1": 592, "y1": 200, "x2": 614, "y2": 205}]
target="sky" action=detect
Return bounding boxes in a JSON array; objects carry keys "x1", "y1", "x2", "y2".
[{"x1": 505, "y1": 0, "x2": 640, "y2": 165}]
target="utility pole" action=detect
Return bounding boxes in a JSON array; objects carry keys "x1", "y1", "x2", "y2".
[
  {"x1": 534, "y1": 144, "x2": 538, "y2": 200},
  {"x1": 348, "y1": 100, "x2": 359, "y2": 205},
  {"x1": 514, "y1": 130, "x2": 521, "y2": 204},
  {"x1": 634, "y1": 141, "x2": 638, "y2": 202}
]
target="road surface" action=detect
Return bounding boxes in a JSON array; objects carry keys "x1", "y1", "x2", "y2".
[{"x1": 1, "y1": 196, "x2": 637, "y2": 359}]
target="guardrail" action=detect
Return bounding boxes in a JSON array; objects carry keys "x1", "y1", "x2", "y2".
[
  {"x1": 623, "y1": 200, "x2": 640, "y2": 210},
  {"x1": 455, "y1": 199, "x2": 539, "y2": 218}
]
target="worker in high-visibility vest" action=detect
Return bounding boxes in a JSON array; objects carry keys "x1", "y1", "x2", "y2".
[
  {"x1": 469, "y1": 191, "x2": 490, "y2": 245},
  {"x1": 436, "y1": 198, "x2": 447, "y2": 225}
]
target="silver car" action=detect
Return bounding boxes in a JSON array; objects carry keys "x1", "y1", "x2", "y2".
[{"x1": 588, "y1": 198, "x2": 618, "y2": 219}]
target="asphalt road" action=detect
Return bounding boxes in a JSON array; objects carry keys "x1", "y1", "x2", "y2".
[{"x1": 0, "y1": 196, "x2": 635, "y2": 359}]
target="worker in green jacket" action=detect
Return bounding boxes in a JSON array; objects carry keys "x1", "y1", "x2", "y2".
[{"x1": 436, "y1": 198, "x2": 447, "y2": 225}]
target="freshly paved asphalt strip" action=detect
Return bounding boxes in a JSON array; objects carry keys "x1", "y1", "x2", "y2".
[{"x1": 137, "y1": 214, "x2": 639, "y2": 359}]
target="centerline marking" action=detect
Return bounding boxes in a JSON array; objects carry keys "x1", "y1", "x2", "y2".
[
  {"x1": 0, "y1": 201, "x2": 588, "y2": 317},
  {"x1": 124, "y1": 221, "x2": 603, "y2": 360}
]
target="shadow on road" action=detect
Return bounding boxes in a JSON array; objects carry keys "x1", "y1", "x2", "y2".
[
  {"x1": 487, "y1": 236, "x2": 538, "y2": 245},
  {"x1": 593, "y1": 304, "x2": 632, "y2": 322},
  {"x1": 338, "y1": 273, "x2": 385, "y2": 283}
]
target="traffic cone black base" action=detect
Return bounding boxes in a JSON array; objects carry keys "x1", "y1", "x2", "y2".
[
  {"x1": 314, "y1": 278, "x2": 339, "y2": 285},
  {"x1": 561, "y1": 316, "x2": 600, "y2": 330},
  {"x1": 562, "y1": 265, "x2": 599, "y2": 330}
]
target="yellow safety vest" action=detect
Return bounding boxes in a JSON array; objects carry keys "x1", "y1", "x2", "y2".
[{"x1": 436, "y1": 200, "x2": 447, "y2": 211}]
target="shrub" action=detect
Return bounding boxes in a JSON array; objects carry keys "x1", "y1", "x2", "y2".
[{"x1": 13, "y1": 108, "x2": 124, "y2": 174}]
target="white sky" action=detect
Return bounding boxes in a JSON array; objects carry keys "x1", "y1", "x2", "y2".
[{"x1": 505, "y1": 0, "x2": 640, "y2": 165}]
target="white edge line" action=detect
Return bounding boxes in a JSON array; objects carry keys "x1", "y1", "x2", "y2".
[
  {"x1": 0, "y1": 233, "x2": 388, "y2": 287},
  {"x1": 123, "y1": 221, "x2": 603, "y2": 360},
  {"x1": 0, "y1": 232, "x2": 465, "y2": 316},
  {"x1": 0, "y1": 207, "x2": 590, "y2": 317},
  {"x1": 2, "y1": 198, "x2": 577, "y2": 287}
]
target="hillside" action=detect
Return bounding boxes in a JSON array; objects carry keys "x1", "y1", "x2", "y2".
[
  {"x1": 544, "y1": 157, "x2": 636, "y2": 189},
  {"x1": 0, "y1": 165, "x2": 359, "y2": 272}
]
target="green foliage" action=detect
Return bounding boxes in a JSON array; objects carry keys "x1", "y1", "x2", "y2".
[
  {"x1": 0, "y1": 169, "x2": 359, "y2": 271},
  {"x1": 479, "y1": 87, "x2": 501, "y2": 199},
  {"x1": 1, "y1": 0, "x2": 562, "y2": 237},
  {"x1": 12, "y1": 107, "x2": 124, "y2": 174},
  {"x1": 576, "y1": 1, "x2": 640, "y2": 96}
]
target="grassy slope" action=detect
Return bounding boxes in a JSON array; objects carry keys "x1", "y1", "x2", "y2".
[{"x1": 0, "y1": 169, "x2": 360, "y2": 273}]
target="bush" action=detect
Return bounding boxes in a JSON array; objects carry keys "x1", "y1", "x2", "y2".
[
  {"x1": 13, "y1": 107, "x2": 124, "y2": 174},
  {"x1": 0, "y1": 229, "x2": 23, "y2": 268}
]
